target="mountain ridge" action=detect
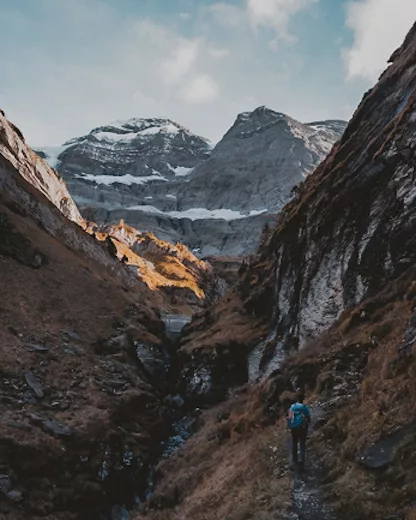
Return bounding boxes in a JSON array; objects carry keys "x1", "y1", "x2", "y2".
[{"x1": 37, "y1": 108, "x2": 347, "y2": 256}]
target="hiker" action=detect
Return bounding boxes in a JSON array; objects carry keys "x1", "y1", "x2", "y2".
[{"x1": 287, "y1": 392, "x2": 311, "y2": 466}]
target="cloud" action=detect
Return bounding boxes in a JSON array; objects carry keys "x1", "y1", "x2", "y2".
[
  {"x1": 180, "y1": 75, "x2": 220, "y2": 104},
  {"x1": 246, "y1": 0, "x2": 320, "y2": 40},
  {"x1": 0, "y1": 0, "x2": 369, "y2": 147},
  {"x1": 161, "y1": 38, "x2": 200, "y2": 86},
  {"x1": 209, "y1": 3, "x2": 247, "y2": 28},
  {"x1": 0, "y1": 5, "x2": 229, "y2": 144},
  {"x1": 343, "y1": 0, "x2": 416, "y2": 81},
  {"x1": 209, "y1": 47, "x2": 231, "y2": 59}
]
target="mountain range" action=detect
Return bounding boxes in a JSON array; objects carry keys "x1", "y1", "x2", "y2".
[
  {"x1": 37, "y1": 108, "x2": 347, "y2": 256},
  {"x1": 3, "y1": 20, "x2": 416, "y2": 520}
]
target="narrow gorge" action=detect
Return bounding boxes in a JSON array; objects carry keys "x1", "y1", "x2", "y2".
[{"x1": 0, "y1": 20, "x2": 416, "y2": 520}]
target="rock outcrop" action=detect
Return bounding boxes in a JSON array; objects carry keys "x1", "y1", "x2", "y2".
[
  {"x1": 0, "y1": 111, "x2": 199, "y2": 519},
  {"x1": 180, "y1": 20, "x2": 416, "y2": 382},
  {"x1": 91, "y1": 220, "x2": 219, "y2": 307}
]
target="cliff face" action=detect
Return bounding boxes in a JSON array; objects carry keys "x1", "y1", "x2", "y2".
[
  {"x1": 0, "y1": 112, "x2": 203, "y2": 519},
  {"x1": 178, "y1": 22, "x2": 416, "y2": 388},
  {"x1": 227, "y1": 21, "x2": 416, "y2": 375},
  {"x1": 0, "y1": 112, "x2": 83, "y2": 226},
  {"x1": 248, "y1": 22, "x2": 416, "y2": 363}
]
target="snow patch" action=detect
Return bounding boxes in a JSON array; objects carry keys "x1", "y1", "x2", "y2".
[
  {"x1": 169, "y1": 165, "x2": 194, "y2": 177},
  {"x1": 76, "y1": 173, "x2": 167, "y2": 186},
  {"x1": 126, "y1": 205, "x2": 268, "y2": 221},
  {"x1": 139, "y1": 123, "x2": 180, "y2": 136},
  {"x1": 92, "y1": 131, "x2": 138, "y2": 143}
]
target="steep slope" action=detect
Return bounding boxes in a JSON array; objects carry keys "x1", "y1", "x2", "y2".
[
  {"x1": 181, "y1": 20, "x2": 416, "y2": 381},
  {"x1": 132, "y1": 22, "x2": 416, "y2": 520},
  {"x1": 36, "y1": 121, "x2": 216, "y2": 309},
  {"x1": 38, "y1": 112, "x2": 345, "y2": 256},
  {"x1": 0, "y1": 111, "x2": 196, "y2": 519},
  {"x1": 90, "y1": 220, "x2": 218, "y2": 307}
]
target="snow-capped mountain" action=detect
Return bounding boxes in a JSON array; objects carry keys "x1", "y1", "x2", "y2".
[
  {"x1": 37, "y1": 109, "x2": 346, "y2": 256},
  {"x1": 36, "y1": 117, "x2": 211, "y2": 219},
  {"x1": 60, "y1": 117, "x2": 210, "y2": 176}
]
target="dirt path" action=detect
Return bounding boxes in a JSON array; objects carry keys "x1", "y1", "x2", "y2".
[{"x1": 288, "y1": 404, "x2": 337, "y2": 520}]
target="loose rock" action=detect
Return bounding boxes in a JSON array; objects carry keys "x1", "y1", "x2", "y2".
[
  {"x1": 41, "y1": 419, "x2": 72, "y2": 438},
  {"x1": 24, "y1": 372, "x2": 44, "y2": 398}
]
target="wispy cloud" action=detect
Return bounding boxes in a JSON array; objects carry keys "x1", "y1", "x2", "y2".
[
  {"x1": 246, "y1": 0, "x2": 320, "y2": 41},
  {"x1": 209, "y1": 3, "x2": 247, "y2": 28},
  {"x1": 180, "y1": 75, "x2": 220, "y2": 104},
  {"x1": 343, "y1": 0, "x2": 416, "y2": 81},
  {"x1": 3, "y1": 0, "x2": 409, "y2": 147},
  {"x1": 161, "y1": 38, "x2": 200, "y2": 86}
]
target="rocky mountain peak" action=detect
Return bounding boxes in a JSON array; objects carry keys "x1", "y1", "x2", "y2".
[
  {"x1": 227, "y1": 106, "x2": 347, "y2": 150},
  {"x1": 231, "y1": 106, "x2": 287, "y2": 138},
  {"x1": 86, "y1": 117, "x2": 212, "y2": 149},
  {"x1": 40, "y1": 116, "x2": 213, "y2": 188}
]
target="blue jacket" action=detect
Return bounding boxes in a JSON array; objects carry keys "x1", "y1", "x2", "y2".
[{"x1": 288, "y1": 402, "x2": 311, "y2": 429}]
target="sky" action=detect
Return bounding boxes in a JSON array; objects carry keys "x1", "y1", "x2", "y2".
[{"x1": 0, "y1": 0, "x2": 415, "y2": 146}]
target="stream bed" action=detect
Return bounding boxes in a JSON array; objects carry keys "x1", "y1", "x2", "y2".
[{"x1": 99, "y1": 314, "x2": 197, "y2": 520}]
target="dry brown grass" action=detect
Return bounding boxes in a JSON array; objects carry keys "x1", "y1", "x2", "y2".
[
  {"x1": 286, "y1": 270, "x2": 416, "y2": 520},
  {"x1": 134, "y1": 400, "x2": 293, "y2": 520}
]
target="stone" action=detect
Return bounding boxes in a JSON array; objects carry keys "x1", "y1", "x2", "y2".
[
  {"x1": 7, "y1": 421, "x2": 31, "y2": 431},
  {"x1": 41, "y1": 419, "x2": 72, "y2": 438},
  {"x1": 61, "y1": 330, "x2": 81, "y2": 341},
  {"x1": 63, "y1": 346, "x2": 80, "y2": 356},
  {"x1": 26, "y1": 344, "x2": 49, "y2": 352},
  {"x1": 29, "y1": 412, "x2": 45, "y2": 425},
  {"x1": 24, "y1": 372, "x2": 44, "y2": 398},
  {"x1": 103, "y1": 379, "x2": 127, "y2": 389},
  {"x1": 97, "y1": 334, "x2": 131, "y2": 356},
  {"x1": 6, "y1": 489, "x2": 23, "y2": 502},
  {"x1": 136, "y1": 342, "x2": 168, "y2": 380},
  {"x1": 357, "y1": 424, "x2": 415, "y2": 469},
  {"x1": 32, "y1": 253, "x2": 44, "y2": 268},
  {"x1": 0, "y1": 474, "x2": 12, "y2": 494},
  {"x1": 110, "y1": 505, "x2": 131, "y2": 520}
]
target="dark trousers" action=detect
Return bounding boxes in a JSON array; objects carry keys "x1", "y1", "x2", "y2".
[{"x1": 291, "y1": 426, "x2": 308, "y2": 463}]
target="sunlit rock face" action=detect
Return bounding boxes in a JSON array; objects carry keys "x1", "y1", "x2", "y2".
[{"x1": 37, "y1": 112, "x2": 346, "y2": 257}]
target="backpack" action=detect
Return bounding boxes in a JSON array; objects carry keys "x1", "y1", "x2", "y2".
[{"x1": 288, "y1": 403, "x2": 307, "y2": 430}]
